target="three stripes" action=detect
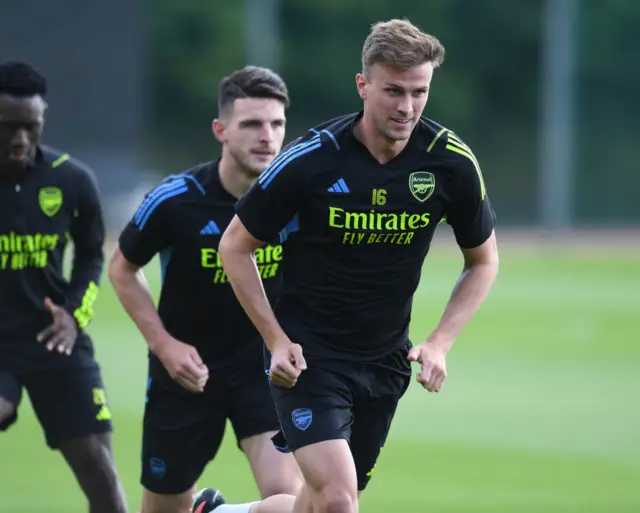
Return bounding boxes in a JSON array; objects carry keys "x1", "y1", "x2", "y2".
[
  {"x1": 259, "y1": 135, "x2": 323, "y2": 190},
  {"x1": 135, "y1": 126, "x2": 485, "y2": 232},
  {"x1": 135, "y1": 177, "x2": 188, "y2": 229},
  {"x1": 428, "y1": 128, "x2": 486, "y2": 200}
]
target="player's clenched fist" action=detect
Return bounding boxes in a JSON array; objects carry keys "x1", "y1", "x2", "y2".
[
  {"x1": 269, "y1": 340, "x2": 307, "y2": 388},
  {"x1": 154, "y1": 336, "x2": 209, "y2": 393},
  {"x1": 408, "y1": 342, "x2": 448, "y2": 393}
]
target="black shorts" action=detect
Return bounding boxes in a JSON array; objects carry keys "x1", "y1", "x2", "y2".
[
  {"x1": 0, "y1": 333, "x2": 113, "y2": 449},
  {"x1": 141, "y1": 353, "x2": 281, "y2": 495},
  {"x1": 267, "y1": 342, "x2": 412, "y2": 491}
]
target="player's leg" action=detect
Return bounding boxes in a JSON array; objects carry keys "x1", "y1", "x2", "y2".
[
  {"x1": 190, "y1": 472, "x2": 310, "y2": 513},
  {"x1": 25, "y1": 341, "x2": 127, "y2": 513},
  {"x1": 229, "y1": 366, "x2": 303, "y2": 498},
  {"x1": 0, "y1": 371, "x2": 22, "y2": 430},
  {"x1": 193, "y1": 440, "x2": 357, "y2": 513},
  {"x1": 58, "y1": 432, "x2": 128, "y2": 513},
  {"x1": 139, "y1": 357, "x2": 229, "y2": 513},
  {"x1": 0, "y1": 345, "x2": 29, "y2": 431},
  {"x1": 293, "y1": 440, "x2": 359, "y2": 513},
  {"x1": 200, "y1": 360, "x2": 360, "y2": 513}
]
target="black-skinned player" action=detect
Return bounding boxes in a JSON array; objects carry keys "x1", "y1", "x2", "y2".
[
  {"x1": 196, "y1": 19, "x2": 499, "y2": 513},
  {"x1": 0, "y1": 61, "x2": 127, "y2": 513},
  {"x1": 108, "y1": 66, "x2": 302, "y2": 513}
]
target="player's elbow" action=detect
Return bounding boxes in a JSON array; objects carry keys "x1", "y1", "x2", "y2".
[
  {"x1": 462, "y1": 231, "x2": 499, "y2": 269},
  {"x1": 219, "y1": 216, "x2": 260, "y2": 267},
  {"x1": 107, "y1": 244, "x2": 137, "y2": 286},
  {"x1": 218, "y1": 228, "x2": 237, "y2": 268}
]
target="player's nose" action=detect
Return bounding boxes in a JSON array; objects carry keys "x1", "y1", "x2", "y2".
[
  {"x1": 396, "y1": 98, "x2": 413, "y2": 117},
  {"x1": 259, "y1": 125, "x2": 275, "y2": 143},
  {"x1": 10, "y1": 128, "x2": 29, "y2": 148}
]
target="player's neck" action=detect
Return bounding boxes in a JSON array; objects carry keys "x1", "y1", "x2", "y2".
[
  {"x1": 356, "y1": 113, "x2": 409, "y2": 165},
  {"x1": 218, "y1": 155, "x2": 255, "y2": 199}
]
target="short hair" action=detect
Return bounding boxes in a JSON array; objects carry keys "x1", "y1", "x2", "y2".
[
  {"x1": 0, "y1": 61, "x2": 47, "y2": 97},
  {"x1": 361, "y1": 19, "x2": 446, "y2": 78},
  {"x1": 218, "y1": 65, "x2": 289, "y2": 117}
]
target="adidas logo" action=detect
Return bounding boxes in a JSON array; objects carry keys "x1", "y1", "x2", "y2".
[
  {"x1": 96, "y1": 406, "x2": 112, "y2": 422},
  {"x1": 200, "y1": 220, "x2": 220, "y2": 235},
  {"x1": 328, "y1": 178, "x2": 350, "y2": 193}
]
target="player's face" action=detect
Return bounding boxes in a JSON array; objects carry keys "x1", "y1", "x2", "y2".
[
  {"x1": 215, "y1": 98, "x2": 286, "y2": 178},
  {"x1": 357, "y1": 62, "x2": 434, "y2": 142},
  {"x1": 0, "y1": 93, "x2": 45, "y2": 172}
]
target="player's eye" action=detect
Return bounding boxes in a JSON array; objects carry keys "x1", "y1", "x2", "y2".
[
  {"x1": 385, "y1": 88, "x2": 402, "y2": 96},
  {"x1": 241, "y1": 120, "x2": 262, "y2": 129}
]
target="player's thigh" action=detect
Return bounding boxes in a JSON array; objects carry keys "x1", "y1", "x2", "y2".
[
  {"x1": 141, "y1": 365, "x2": 228, "y2": 495},
  {"x1": 0, "y1": 342, "x2": 31, "y2": 431},
  {"x1": 0, "y1": 371, "x2": 22, "y2": 430},
  {"x1": 230, "y1": 372, "x2": 302, "y2": 497},
  {"x1": 24, "y1": 355, "x2": 112, "y2": 449},
  {"x1": 268, "y1": 360, "x2": 354, "y2": 453},
  {"x1": 294, "y1": 439, "x2": 359, "y2": 511},
  {"x1": 140, "y1": 486, "x2": 197, "y2": 513},
  {"x1": 239, "y1": 431, "x2": 303, "y2": 498}
]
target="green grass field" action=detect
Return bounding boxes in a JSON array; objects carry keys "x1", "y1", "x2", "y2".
[{"x1": 1, "y1": 234, "x2": 638, "y2": 513}]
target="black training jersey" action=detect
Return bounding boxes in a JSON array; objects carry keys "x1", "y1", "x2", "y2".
[
  {"x1": 0, "y1": 146, "x2": 104, "y2": 341},
  {"x1": 235, "y1": 111, "x2": 496, "y2": 360},
  {"x1": 119, "y1": 161, "x2": 285, "y2": 370}
]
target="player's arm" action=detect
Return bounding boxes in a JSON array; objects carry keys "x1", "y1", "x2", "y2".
[
  {"x1": 427, "y1": 232, "x2": 498, "y2": 352},
  {"x1": 219, "y1": 155, "x2": 308, "y2": 385},
  {"x1": 108, "y1": 183, "x2": 208, "y2": 392},
  {"x1": 409, "y1": 140, "x2": 498, "y2": 392},
  {"x1": 219, "y1": 216, "x2": 290, "y2": 348},
  {"x1": 65, "y1": 168, "x2": 106, "y2": 330},
  {"x1": 429, "y1": 143, "x2": 499, "y2": 351},
  {"x1": 107, "y1": 244, "x2": 167, "y2": 351}
]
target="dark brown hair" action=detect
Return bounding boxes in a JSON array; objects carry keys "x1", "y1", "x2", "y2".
[{"x1": 218, "y1": 65, "x2": 289, "y2": 116}]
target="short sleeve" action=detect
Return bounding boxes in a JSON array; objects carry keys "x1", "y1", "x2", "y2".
[
  {"x1": 445, "y1": 152, "x2": 496, "y2": 249},
  {"x1": 235, "y1": 139, "x2": 311, "y2": 242},
  {"x1": 118, "y1": 179, "x2": 186, "y2": 266}
]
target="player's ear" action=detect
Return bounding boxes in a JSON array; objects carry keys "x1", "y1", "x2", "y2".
[
  {"x1": 212, "y1": 119, "x2": 225, "y2": 143},
  {"x1": 355, "y1": 73, "x2": 367, "y2": 100}
]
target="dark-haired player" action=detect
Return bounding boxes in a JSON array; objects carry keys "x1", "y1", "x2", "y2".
[
  {"x1": 0, "y1": 61, "x2": 127, "y2": 513},
  {"x1": 108, "y1": 66, "x2": 302, "y2": 513},
  {"x1": 199, "y1": 18, "x2": 499, "y2": 513}
]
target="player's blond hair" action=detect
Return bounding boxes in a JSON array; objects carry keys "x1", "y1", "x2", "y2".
[{"x1": 361, "y1": 19, "x2": 445, "y2": 78}]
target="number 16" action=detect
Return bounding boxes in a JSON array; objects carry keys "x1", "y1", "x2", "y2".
[{"x1": 372, "y1": 188, "x2": 387, "y2": 206}]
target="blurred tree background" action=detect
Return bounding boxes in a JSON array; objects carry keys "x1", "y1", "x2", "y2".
[{"x1": 148, "y1": 0, "x2": 639, "y2": 226}]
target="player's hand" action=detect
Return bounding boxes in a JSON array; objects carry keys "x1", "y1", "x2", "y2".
[
  {"x1": 407, "y1": 341, "x2": 448, "y2": 392},
  {"x1": 154, "y1": 336, "x2": 209, "y2": 393},
  {"x1": 269, "y1": 340, "x2": 307, "y2": 388},
  {"x1": 36, "y1": 297, "x2": 79, "y2": 355}
]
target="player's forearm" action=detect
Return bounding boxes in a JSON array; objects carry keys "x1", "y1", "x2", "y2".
[
  {"x1": 64, "y1": 248, "x2": 104, "y2": 329},
  {"x1": 219, "y1": 250, "x2": 287, "y2": 351},
  {"x1": 428, "y1": 261, "x2": 499, "y2": 351},
  {"x1": 108, "y1": 261, "x2": 170, "y2": 352}
]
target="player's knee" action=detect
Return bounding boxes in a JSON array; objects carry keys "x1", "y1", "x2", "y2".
[
  {"x1": 315, "y1": 485, "x2": 357, "y2": 513},
  {"x1": 259, "y1": 476, "x2": 302, "y2": 499},
  {"x1": 257, "y1": 457, "x2": 303, "y2": 498},
  {"x1": 73, "y1": 435, "x2": 115, "y2": 478},
  {"x1": 61, "y1": 434, "x2": 127, "y2": 513}
]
